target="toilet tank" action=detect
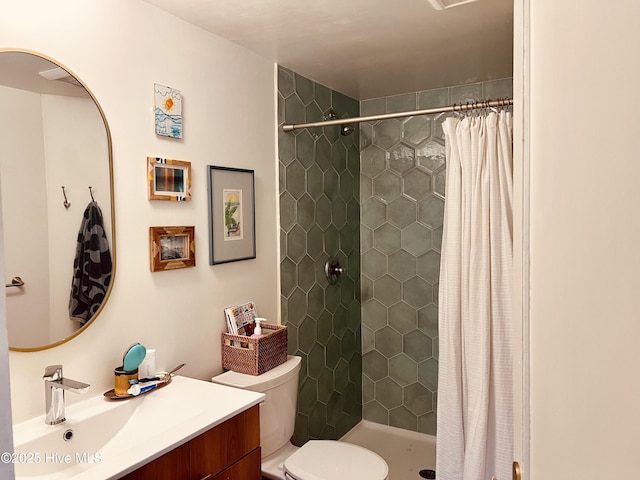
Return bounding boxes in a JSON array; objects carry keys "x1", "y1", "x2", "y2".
[{"x1": 211, "y1": 355, "x2": 301, "y2": 458}]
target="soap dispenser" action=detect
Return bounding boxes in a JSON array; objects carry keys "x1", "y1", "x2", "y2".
[{"x1": 252, "y1": 318, "x2": 265, "y2": 338}]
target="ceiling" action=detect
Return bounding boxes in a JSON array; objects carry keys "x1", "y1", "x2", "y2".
[{"x1": 143, "y1": 0, "x2": 513, "y2": 100}]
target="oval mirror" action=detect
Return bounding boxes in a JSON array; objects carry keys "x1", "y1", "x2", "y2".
[{"x1": 0, "y1": 50, "x2": 115, "y2": 351}]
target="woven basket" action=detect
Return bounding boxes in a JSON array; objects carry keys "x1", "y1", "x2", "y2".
[{"x1": 222, "y1": 323, "x2": 287, "y2": 375}]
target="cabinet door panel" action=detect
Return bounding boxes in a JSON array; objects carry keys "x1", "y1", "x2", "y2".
[
  {"x1": 120, "y1": 442, "x2": 190, "y2": 480},
  {"x1": 190, "y1": 404, "x2": 260, "y2": 479}
]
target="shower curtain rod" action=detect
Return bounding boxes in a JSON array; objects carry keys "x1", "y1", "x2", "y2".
[{"x1": 282, "y1": 97, "x2": 513, "y2": 132}]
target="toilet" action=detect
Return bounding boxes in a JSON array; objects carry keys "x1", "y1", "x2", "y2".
[{"x1": 211, "y1": 355, "x2": 389, "y2": 480}]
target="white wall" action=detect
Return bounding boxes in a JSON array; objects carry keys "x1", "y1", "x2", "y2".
[
  {"x1": 527, "y1": 1, "x2": 640, "y2": 478},
  {"x1": 1, "y1": 0, "x2": 278, "y2": 422},
  {"x1": 0, "y1": 86, "x2": 51, "y2": 348}
]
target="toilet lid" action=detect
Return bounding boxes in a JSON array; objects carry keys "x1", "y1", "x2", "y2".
[{"x1": 283, "y1": 440, "x2": 388, "y2": 480}]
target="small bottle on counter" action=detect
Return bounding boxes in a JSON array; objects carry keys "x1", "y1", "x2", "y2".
[{"x1": 138, "y1": 349, "x2": 156, "y2": 379}]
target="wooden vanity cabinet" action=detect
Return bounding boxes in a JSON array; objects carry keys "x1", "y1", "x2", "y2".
[{"x1": 121, "y1": 405, "x2": 261, "y2": 480}]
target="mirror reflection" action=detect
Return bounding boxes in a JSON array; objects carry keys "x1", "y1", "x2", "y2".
[{"x1": 0, "y1": 50, "x2": 115, "y2": 351}]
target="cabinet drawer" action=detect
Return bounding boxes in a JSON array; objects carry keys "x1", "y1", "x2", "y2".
[
  {"x1": 190, "y1": 404, "x2": 260, "y2": 479},
  {"x1": 209, "y1": 447, "x2": 261, "y2": 480}
]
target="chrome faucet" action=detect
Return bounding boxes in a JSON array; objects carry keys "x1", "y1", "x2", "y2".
[{"x1": 43, "y1": 365, "x2": 90, "y2": 425}]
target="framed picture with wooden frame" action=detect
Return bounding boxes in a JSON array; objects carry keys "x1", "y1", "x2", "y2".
[
  {"x1": 147, "y1": 157, "x2": 191, "y2": 201},
  {"x1": 149, "y1": 226, "x2": 196, "y2": 272},
  {"x1": 207, "y1": 166, "x2": 256, "y2": 265}
]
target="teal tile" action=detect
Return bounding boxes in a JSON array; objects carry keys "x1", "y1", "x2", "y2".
[
  {"x1": 333, "y1": 305, "x2": 348, "y2": 338},
  {"x1": 297, "y1": 254, "x2": 316, "y2": 293},
  {"x1": 326, "y1": 335, "x2": 341, "y2": 369},
  {"x1": 403, "y1": 276, "x2": 433, "y2": 308},
  {"x1": 285, "y1": 160, "x2": 306, "y2": 200},
  {"x1": 324, "y1": 224, "x2": 339, "y2": 256},
  {"x1": 284, "y1": 94, "x2": 305, "y2": 125},
  {"x1": 279, "y1": 191, "x2": 297, "y2": 232},
  {"x1": 404, "y1": 382, "x2": 433, "y2": 415},
  {"x1": 361, "y1": 98, "x2": 386, "y2": 116},
  {"x1": 362, "y1": 299, "x2": 388, "y2": 331},
  {"x1": 389, "y1": 144, "x2": 416, "y2": 175},
  {"x1": 362, "y1": 248, "x2": 387, "y2": 280},
  {"x1": 416, "y1": 250, "x2": 441, "y2": 283},
  {"x1": 307, "y1": 224, "x2": 324, "y2": 260},
  {"x1": 308, "y1": 342, "x2": 325, "y2": 380},
  {"x1": 332, "y1": 198, "x2": 347, "y2": 229},
  {"x1": 389, "y1": 406, "x2": 417, "y2": 431},
  {"x1": 316, "y1": 195, "x2": 332, "y2": 230},
  {"x1": 293, "y1": 412, "x2": 309, "y2": 446},
  {"x1": 314, "y1": 136, "x2": 331, "y2": 171},
  {"x1": 340, "y1": 276, "x2": 356, "y2": 307},
  {"x1": 280, "y1": 257, "x2": 297, "y2": 297},
  {"x1": 364, "y1": 400, "x2": 389, "y2": 424},
  {"x1": 415, "y1": 139, "x2": 446, "y2": 173},
  {"x1": 389, "y1": 353, "x2": 418, "y2": 386},
  {"x1": 418, "y1": 357, "x2": 438, "y2": 390},
  {"x1": 334, "y1": 359, "x2": 350, "y2": 393},
  {"x1": 278, "y1": 127, "x2": 296, "y2": 165},
  {"x1": 286, "y1": 224, "x2": 306, "y2": 262},
  {"x1": 341, "y1": 330, "x2": 356, "y2": 361},
  {"x1": 324, "y1": 167, "x2": 340, "y2": 201},
  {"x1": 287, "y1": 287, "x2": 307, "y2": 327},
  {"x1": 387, "y1": 93, "x2": 416, "y2": 113},
  {"x1": 373, "y1": 224, "x2": 401, "y2": 255},
  {"x1": 361, "y1": 145, "x2": 387, "y2": 178},
  {"x1": 295, "y1": 73, "x2": 315, "y2": 105},
  {"x1": 375, "y1": 325, "x2": 402, "y2": 357},
  {"x1": 278, "y1": 66, "x2": 295, "y2": 97},
  {"x1": 306, "y1": 163, "x2": 324, "y2": 201},
  {"x1": 375, "y1": 377, "x2": 402, "y2": 409},
  {"x1": 403, "y1": 116, "x2": 432, "y2": 146},
  {"x1": 315, "y1": 83, "x2": 332, "y2": 112},
  {"x1": 450, "y1": 83, "x2": 482, "y2": 105},
  {"x1": 331, "y1": 142, "x2": 347, "y2": 173},
  {"x1": 402, "y1": 222, "x2": 432, "y2": 256},
  {"x1": 418, "y1": 304, "x2": 438, "y2": 338},
  {"x1": 373, "y1": 171, "x2": 402, "y2": 203},
  {"x1": 417, "y1": 195, "x2": 445, "y2": 228},
  {"x1": 316, "y1": 310, "x2": 333, "y2": 344},
  {"x1": 373, "y1": 120, "x2": 403, "y2": 150},
  {"x1": 318, "y1": 367, "x2": 335, "y2": 404},
  {"x1": 308, "y1": 284, "x2": 325, "y2": 319},
  {"x1": 363, "y1": 350, "x2": 388, "y2": 381},
  {"x1": 299, "y1": 317, "x2": 318, "y2": 354},
  {"x1": 388, "y1": 300, "x2": 417, "y2": 333},
  {"x1": 418, "y1": 411, "x2": 437, "y2": 436},
  {"x1": 482, "y1": 78, "x2": 513, "y2": 100},
  {"x1": 339, "y1": 172, "x2": 355, "y2": 205},
  {"x1": 309, "y1": 402, "x2": 328, "y2": 438},
  {"x1": 403, "y1": 329, "x2": 432, "y2": 362},
  {"x1": 417, "y1": 88, "x2": 449, "y2": 109},
  {"x1": 388, "y1": 196, "x2": 417, "y2": 229},
  {"x1": 298, "y1": 377, "x2": 318, "y2": 415},
  {"x1": 332, "y1": 90, "x2": 359, "y2": 118},
  {"x1": 297, "y1": 194, "x2": 315, "y2": 231},
  {"x1": 295, "y1": 130, "x2": 315, "y2": 169},
  {"x1": 402, "y1": 168, "x2": 432, "y2": 201}
]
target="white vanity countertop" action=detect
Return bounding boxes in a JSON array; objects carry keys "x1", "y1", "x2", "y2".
[{"x1": 12, "y1": 375, "x2": 265, "y2": 479}]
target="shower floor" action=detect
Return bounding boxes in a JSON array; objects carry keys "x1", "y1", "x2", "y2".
[{"x1": 340, "y1": 420, "x2": 436, "y2": 480}]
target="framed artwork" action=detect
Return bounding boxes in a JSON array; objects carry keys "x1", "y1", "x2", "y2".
[
  {"x1": 154, "y1": 83, "x2": 182, "y2": 138},
  {"x1": 207, "y1": 166, "x2": 256, "y2": 265},
  {"x1": 149, "y1": 226, "x2": 196, "y2": 272},
  {"x1": 147, "y1": 157, "x2": 191, "y2": 201}
]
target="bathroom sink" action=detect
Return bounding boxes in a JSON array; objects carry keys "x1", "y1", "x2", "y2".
[
  {"x1": 13, "y1": 396, "x2": 140, "y2": 477},
  {"x1": 11, "y1": 376, "x2": 264, "y2": 479}
]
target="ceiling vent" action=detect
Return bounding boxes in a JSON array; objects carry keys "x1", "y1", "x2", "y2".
[
  {"x1": 426, "y1": 0, "x2": 480, "y2": 9},
  {"x1": 38, "y1": 67, "x2": 82, "y2": 87}
]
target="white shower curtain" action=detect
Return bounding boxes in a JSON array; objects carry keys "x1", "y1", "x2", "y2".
[{"x1": 436, "y1": 111, "x2": 513, "y2": 480}]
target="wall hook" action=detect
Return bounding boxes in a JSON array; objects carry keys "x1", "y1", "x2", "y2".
[
  {"x1": 88, "y1": 186, "x2": 95, "y2": 202},
  {"x1": 61, "y1": 186, "x2": 71, "y2": 209}
]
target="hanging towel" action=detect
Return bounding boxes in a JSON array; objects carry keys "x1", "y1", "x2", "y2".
[{"x1": 69, "y1": 201, "x2": 112, "y2": 324}]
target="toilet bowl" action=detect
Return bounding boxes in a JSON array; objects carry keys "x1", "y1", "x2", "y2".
[{"x1": 212, "y1": 355, "x2": 388, "y2": 480}]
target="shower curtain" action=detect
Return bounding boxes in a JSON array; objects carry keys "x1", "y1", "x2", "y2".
[{"x1": 436, "y1": 110, "x2": 513, "y2": 480}]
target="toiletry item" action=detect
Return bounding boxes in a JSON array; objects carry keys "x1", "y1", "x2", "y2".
[
  {"x1": 127, "y1": 380, "x2": 166, "y2": 396},
  {"x1": 123, "y1": 343, "x2": 147, "y2": 372},
  {"x1": 138, "y1": 349, "x2": 156, "y2": 379},
  {"x1": 114, "y1": 367, "x2": 138, "y2": 396},
  {"x1": 251, "y1": 317, "x2": 266, "y2": 338}
]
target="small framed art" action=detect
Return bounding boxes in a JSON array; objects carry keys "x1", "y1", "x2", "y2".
[
  {"x1": 154, "y1": 83, "x2": 182, "y2": 138},
  {"x1": 207, "y1": 166, "x2": 256, "y2": 265},
  {"x1": 147, "y1": 157, "x2": 191, "y2": 201},
  {"x1": 149, "y1": 226, "x2": 196, "y2": 272}
]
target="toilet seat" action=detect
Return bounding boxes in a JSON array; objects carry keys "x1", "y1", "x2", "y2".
[{"x1": 283, "y1": 440, "x2": 388, "y2": 480}]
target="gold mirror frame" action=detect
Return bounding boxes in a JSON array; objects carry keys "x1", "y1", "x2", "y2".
[{"x1": 2, "y1": 49, "x2": 116, "y2": 352}]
